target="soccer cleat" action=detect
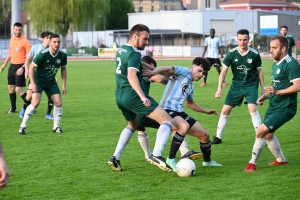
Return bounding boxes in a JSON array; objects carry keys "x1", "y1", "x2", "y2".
[
  {"x1": 19, "y1": 127, "x2": 26, "y2": 135},
  {"x1": 6, "y1": 109, "x2": 17, "y2": 113},
  {"x1": 108, "y1": 156, "x2": 122, "y2": 171},
  {"x1": 181, "y1": 150, "x2": 203, "y2": 160},
  {"x1": 147, "y1": 155, "x2": 172, "y2": 172},
  {"x1": 268, "y1": 160, "x2": 288, "y2": 165},
  {"x1": 244, "y1": 163, "x2": 257, "y2": 172},
  {"x1": 222, "y1": 82, "x2": 226, "y2": 87},
  {"x1": 166, "y1": 157, "x2": 177, "y2": 172},
  {"x1": 45, "y1": 114, "x2": 54, "y2": 120},
  {"x1": 19, "y1": 108, "x2": 25, "y2": 118},
  {"x1": 53, "y1": 127, "x2": 64, "y2": 133},
  {"x1": 199, "y1": 82, "x2": 206, "y2": 87},
  {"x1": 202, "y1": 160, "x2": 223, "y2": 167},
  {"x1": 210, "y1": 136, "x2": 222, "y2": 145}
]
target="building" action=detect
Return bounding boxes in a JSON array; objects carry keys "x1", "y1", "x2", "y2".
[
  {"x1": 183, "y1": 0, "x2": 220, "y2": 10},
  {"x1": 131, "y1": 0, "x2": 185, "y2": 12}
]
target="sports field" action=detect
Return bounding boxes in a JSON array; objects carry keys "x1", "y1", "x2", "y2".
[{"x1": 0, "y1": 59, "x2": 299, "y2": 199}]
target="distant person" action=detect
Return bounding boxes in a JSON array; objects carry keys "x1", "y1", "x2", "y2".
[
  {"x1": 200, "y1": 28, "x2": 225, "y2": 87},
  {"x1": 0, "y1": 142, "x2": 9, "y2": 189},
  {"x1": 245, "y1": 35, "x2": 300, "y2": 172},
  {"x1": 0, "y1": 22, "x2": 32, "y2": 114},
  {"x1": 279, "y1": 25, "x2": 297, "y2": 60}
]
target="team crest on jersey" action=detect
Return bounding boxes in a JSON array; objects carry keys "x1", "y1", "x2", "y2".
[
  {"x1": 276, "y1": 69, "x2": 280, "y2": 74},
  {"x1": 247, "y1": 59, "x2": 252, "y2": 64},
  {"x1": 57, "y1": 59, "x2": 61, "y2": 64}
]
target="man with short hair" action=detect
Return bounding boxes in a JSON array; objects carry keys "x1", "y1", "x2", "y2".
[
  {"x1": 18, "y1": 34, "x2": 67, "y2": 135},
  {"x1": 245, "y1": 35, "x2": 300, "y2": 172},
  {"x1": 279, "y1": 25, "x2": 297, "y2": 60}
]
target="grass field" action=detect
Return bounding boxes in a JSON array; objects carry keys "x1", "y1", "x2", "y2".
[{"x1": 0, "y1": 59, "x2": 300, "y2": 200}]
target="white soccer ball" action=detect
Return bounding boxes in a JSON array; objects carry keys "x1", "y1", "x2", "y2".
[{"x1": 176, "y1": 158, "x2": 196, "y2": 177}]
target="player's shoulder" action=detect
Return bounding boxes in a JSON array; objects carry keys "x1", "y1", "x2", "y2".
[
  {"x1": 248, "y1": 47, "x2": 259, "y2": 55},
  {"x1": 283, "y1": 55, "x2": 297, "y2": 64},
  {"x1": 40, "y1": 48, "x2": 50, "y2": 54},
  {"x1": 228, "y1": 47, "x2": 238, "y2": 53},
  {"x1": 58, "y1": 49, "x2": 67, "y2": 55},
  {"x1": 286, "y1": 35, "x2": 294, "y2": 38}
]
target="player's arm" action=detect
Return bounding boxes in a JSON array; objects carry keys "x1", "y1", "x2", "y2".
[
  {"x1": 219, "y1": 45, "x2": 224, "y2": 59},
  {"x1": 293, "y1": 44, "x2": 297, "y2": 60},
  {"x1": 29, "y1": 63, "x2": 37, "y2": 92},
  {"x1": 142, "y1": 61, "x2": 155, "y2": 71},
  {"x1": 0, "y1": 50, "x2": 11, "y2": 71},
  {"x1": 266, "y1": 79, "x2": 300, "y2": 96},
  {"x1": 202, "y1": 46, "x2": 207, "y2": 57},
  {"x1": 24, "y1": 56, "x2": 33, "y2": 78},
  {"x1": 185, "y1": 100, "x2": 218, "y2": 115},
  {"x1": 257, "y1": 67, "x2": 265, "y2": 95},
  {"x1": 0, "y1": 142, "x2": 9, "y2": 189},
  {"x1": 61, "y1": 67, "x2": 67, "y2": 95},
  {"x1": 215, "y1": 65, "x2": 228, "y2": 98},
  {"x1": 144, "y1": 66, "x2": 175, "y2": 79},
  {"x1": 149, "y1": 75, "x2": 169, "y2": 85}
]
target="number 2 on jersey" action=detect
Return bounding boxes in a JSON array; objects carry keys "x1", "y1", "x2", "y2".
[{"x1": 116, "y1": 57, "x2": 121, "y2": 74}]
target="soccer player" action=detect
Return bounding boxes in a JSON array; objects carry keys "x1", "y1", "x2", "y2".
[
  {"x1": 20, "y1": 31, "x2": 55, "y2": 119},
  {"x1": 137, "y1": 56, "x2": 202, "y2": 161},
  {"x1": 244, "y1": 35, "x2": 300, "y2": 172},
  {"x1": 18, "y1": 34, "x2": 67, "y2": 135},
  {"x1": 200, "y1": 28, "x2": 225, "y2": 87},
  {"x1": 279, "y1": 25, "x2": 297, "y2": 59},
  {"x1": 108, "y1": 24, "x2": 176, "y2": 172},
  {"x1": 212, "y1": 29, "x2": 265, "y2": 144},
  {"x1": 0, "y1": 142, "x2": 9, "y2": 189},
  {"x1": 144, "y1": 57, "x2": 223, "y2": 171},
  {"x1": 0, "y1": 22, "x2": 32, "y2": 114}
]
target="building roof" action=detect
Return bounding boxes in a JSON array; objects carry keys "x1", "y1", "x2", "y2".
[{"x1": 220, "y1": 0, "x2": 287, "y2": 5}]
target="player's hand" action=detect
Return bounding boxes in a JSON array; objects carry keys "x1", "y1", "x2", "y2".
[
  {"x1": 0, "y1": 64, "x2": 6, "y2": 72},
  {"x1": 62, "y1": 86, "x2": 67, "y2": 95},
  {"x1": 142, "y1": 70, "x2": 155, "y2": 78},
  {"x1": 16, "y1": 67, "x2": 24, "y2": 76},
  {"x1": 141, "y1": 97, "x2": 151, "y2": 107},
  {"x1": 264, "y1": 86, "x2": 277, "y2": 96},
  {"x1": 257, "y1": 96, "x2": 265, "y2": 105},
  {"x1": 31, "y1": 83, "x2": 38, "y2": 93},
  {"x1": 24, "y1": 70, "x2": 29, "y2": 79},
  {"x1": 162, "y1": 72, "x2": 177, "y2": 81},
  {"x1": 215, "y1": 90, "x2": 222, "y2": 98},
  {"x1": 220, "y1": 55, "x2": 224, "y2": 59},
  {"x1": 0, "y1": 158, "x2": 9, "y2": 189},
  {"x1": 206, "y1": 110, "x2": 219, "y2": 116}
]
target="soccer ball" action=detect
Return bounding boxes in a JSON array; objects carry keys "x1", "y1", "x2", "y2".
[{"x1": 176, "y1": 158, "x2": 196, "y2": 177}]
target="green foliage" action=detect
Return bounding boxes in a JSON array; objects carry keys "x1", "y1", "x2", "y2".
[{"x1": 24, "y1": 0, "x2": 110, "y2": 35}]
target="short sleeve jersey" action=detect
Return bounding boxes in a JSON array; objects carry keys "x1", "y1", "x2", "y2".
[
  {"x1": 269, "y1": 55, "x2": 300, "y2": 110},
  {"x1": 9, "y1": 35, "x2": 32, "y2": 64},
  {"x1": 204, "y1": 36, "x2": 223, "y2": 58},
  {"x1": 222, "y1": 47, "x2": 262, "y2": 87},
  {"x1": 32, "y1": 48, "x2": 67, "y2": 83},
  {"x1": 141, "y1": 77, "x2": 151, "y2": 95},
  {"x1": 286, "y1": 35, "x2": 296, "y2": 57},
  {"x1": 160, "y1": 66, "x2": 194, "y2": 112},
  {"x1": 28, "y1": 44, "x2": 46, "y2": 58},
  {"x1": 115, "y1": 44, "x2": 143, "y2": 88}
]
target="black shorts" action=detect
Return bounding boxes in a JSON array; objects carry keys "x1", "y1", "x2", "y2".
[
  {"x1": 207, "y1": 58, "x2": 221, "y2": 67},
  {"x1": 7, "y1": 63, "x2": 26, "y2": 87},
  {"x1": 165, "y1": 109, "x2": 196, "y2": 128}
]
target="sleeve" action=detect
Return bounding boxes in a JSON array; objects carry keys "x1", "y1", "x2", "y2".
[
  {"x1": 174, "y1": 66, "x2": 187, "y2": 76},
  {"x1": 256, "y1": 53, "x2": 262, "y2": 68},
  {"x1": 222, "y1": 52, "x2": 232, "y2": 68},
  {"x1": 204, "y1": 38, "x2": 208, "y2": 46},
  {"x1": 128, "y1": 52, "x2": 142, "y2": 72},
  {"x1": 25, "y1": 40, "x2": 32, "y2": 54},
  {"x1": 61, "y1": 53, "x2": 67, "y2": 67},
  {"x1": 287, "y1": 61, "x2": 300, "y2": 82},
  {"x1": 32, "y1": 51, "x2": 43, "y2": 67},
  {"x1": 187, "y1": 90, "x2": 193, "y2": 101},
  {"x1": 28, "y1": 45, "x2": 35, "y2": 57},
  {"x1": 218, "y1": 37, "x2": 223, "y2": 46},
  {"x1": 290, "y1": 37, "x2": 296, "y2": 46}
]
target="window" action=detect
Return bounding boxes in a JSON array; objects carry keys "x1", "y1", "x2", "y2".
[
  {"x1": 138, "y1": 6, "x2": 143, "y2": 12},
  {"x1": 151, "y1": 6, "x2": 154, "y2": 11}
]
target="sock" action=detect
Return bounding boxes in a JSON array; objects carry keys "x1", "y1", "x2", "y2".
[
  {"x1": 47, "y1": 98, "x2": 54, "y2": 115},
  {"x1": 53, "y1": 106, "x2": 62, "y2": 129},
  {"x1": 266, "y1": 135, "x2": 286, "y2": 162},
  {"x1": 113, "y1": 126, "x2": 135, "y2": 160},
  {"x1": 169, "y1": 132, "x2": 185, "y2": 159},
  {"x1": 9, "y1": 92, "x2": 17, "y2": 111},
  {"x1": 172, "y1": 132, "x2": 189, "y2": 157},
  {"x1": 21, "y1": 93, "x2": 31, "y2": 109},
  {"x1": 20, "y1": 104, "x2": 35, "y2": 127},
  {"x1": 152, "y1": 121, "x2": 172, "y2": 157},
  {"x1": 203, "y1": 72, "x2": 208, "y2": 83},
  {"x1": 138, "y1": 131, "x2": 151, "y2": 159},
  {"x1": 249, "y1": 138, "x2": 265, "y2": 165},
  {"x1": 200, "y1": 142, "x2": 211, "y2": 162},
  {"x1": 216, "y1": 114, "x2": 229, "y2": 139},
  {"x1": 250, "y1": 111, "x2": 261, "y2": 131}
]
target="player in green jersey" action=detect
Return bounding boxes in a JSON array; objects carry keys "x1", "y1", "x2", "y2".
[
  {"x1": 279, "y1": 26, "x2": 297, "y2": 59},
  {"x1": 212, "y1": 29, "x2": 265, "y2": 144},
  {"x1": 245, "y1": 35, "x2": 300, "y2": 172},
  {"x1": 18, "y1": 34, "x2": 67, "y2": 135}
]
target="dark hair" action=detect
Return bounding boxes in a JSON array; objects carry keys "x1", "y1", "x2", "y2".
[
  {"x1": 271, "y1": 35, "x2": 288, "y2": 50},
  {"x1": 237, "y1": 29, "x2": 249, "y2": 38},
  {"x1": 13, "y1": 22, "x2": 23, "y2": 27},
  {"x1": 210, "y1": 28, "x2": 215, "y2": 32},
  {"x1": 192, "y1": 57, "x2": 211, "y2": 72},
  {"x1": 142, "y1": 55, "x2": 157, "y2": 67},
  {"x1": 280, "y1": 25, "x2": 288, "y2": 30},
  {"x1": 50, "y1": 33, "x2": 60, "y2": 40},
  {"x1": 40, "y1": 31, "x2": 53, "y2": 38},
  {"x1": 130, "y1": 24, "x2": 150, "y2": 38}
]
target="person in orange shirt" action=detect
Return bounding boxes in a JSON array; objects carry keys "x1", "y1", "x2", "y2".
[{"x1": 0, "y1": 22, "x2": 32, "y2": 114}]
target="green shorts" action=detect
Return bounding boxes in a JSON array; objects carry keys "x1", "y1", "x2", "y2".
[
  {"x1": 263, "y1": 105, "x2": 296, "y2": 132},
  {"x1": 137, "y1": 114, "x2": 160, "y2": 131},
  {"x1": 116, "y1": 87, "x2": 159, "y2": 121},
  {"x1": 34, "y1": 81, "x2": 61, "y2": 98},
  {"x1": 225, "y1": 86, "x2": 258, "y2": 107}
]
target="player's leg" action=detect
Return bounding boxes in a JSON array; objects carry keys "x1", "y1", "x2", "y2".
[
  {"x1": 6, "y1": 65, "x2": 17, "y2": 113},
  {"x1": 45, "y1": 98, "x2": 54, "y2": 119},
  {"x1": 15, "y1": 70, "x2": 30, "y2": 118},
  {"x1": 48, "y1": 83, "x2": 63, "y2": 133},
  {"x1": 245, "y1": 87, "x2": 261, "y2": 131},
  {"x1": 215, "y1": 59, "x2": 225, "y2": 86}
]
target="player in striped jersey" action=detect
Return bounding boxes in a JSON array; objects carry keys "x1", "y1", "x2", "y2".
[
  {"x1": 213, "y1": 29, "x2": 265, "y2": 145},
  {"x1": 245, "y1": 35, "x2": 300, "y2": 172}
]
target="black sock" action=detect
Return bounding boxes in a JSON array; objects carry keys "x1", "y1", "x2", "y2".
[
  {"x1": 21, "y1": 93, "x2": 31, "y2": 109},
  {"x1": 9, "y1": 93, "x2": 17, "y2": 111},
  {"x1": 169, "y1": 132, "x2": 185, "y2": 159},
  {"x1": 200, "y1": 141, "x2": 211, "y2": 162},
  {"x1": 47, "y1": 98, "x2": 54, "y2": 115},
  {"x1": 204, "y1": 72, "x2": 208, "y2": 83}
]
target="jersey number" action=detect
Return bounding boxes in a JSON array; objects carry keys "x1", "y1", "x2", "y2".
[{"x1": 116, "y1": 57, "x2": 121, "y2": 74}]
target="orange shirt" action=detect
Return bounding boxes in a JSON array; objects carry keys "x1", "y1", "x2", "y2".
[{"x1": 9, "y1": 35, "x2": 32, "y2": 64}]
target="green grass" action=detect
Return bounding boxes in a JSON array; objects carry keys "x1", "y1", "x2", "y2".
[{"x1": 0, "y1": 59, "x2": 300, "y2": 200}]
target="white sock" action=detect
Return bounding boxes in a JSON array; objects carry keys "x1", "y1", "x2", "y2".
[
  {"x1": 216, "y1": 114, "x2": 229, "y2": 139},
  {"x1": 250, "y1": 111, "x2": 261, "y2": 131},
  {"x1": 266, "y1": 135, "x2": 286, "y2": 162},
  {"x1": 138, "y1": 131, "x2": 151, "y2": 159},
  {"x1": 20, "y1": 104, "x2": 35, "y2": 127},
  {"x1": 249, "y1": 138, "x2": 265, "y2": 164},
  {"x1": 113, "y1": 126, "x2": 135, "y2": 160},
  {"x1": 152, "y1": 121, "x2": 172, "y2": 157},
  {"x1": 53, "y1": 106, "x2": 62, "y2": 129}
]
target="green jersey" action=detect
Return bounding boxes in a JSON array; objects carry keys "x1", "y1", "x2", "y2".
[
  {"x1": 141, "y1": 77, "x2": 151, "y2": 95},
  {"x1": 223, "y1": 47, "x2": 262, "y2": 87},
  {"x1": 33, "y1": 48, "x2": 67, "y2": 83},
  {"x1": 115, "y1": 44, "x2": 143, "y2": 89},
  {"x1": 286, "y1": 35, "x2": 296, "y2": 57},
  {"x1": 269, "y1": 55, "x2": 300, "y2": 110}
]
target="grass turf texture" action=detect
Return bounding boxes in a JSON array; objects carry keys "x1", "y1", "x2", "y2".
[{"x1": 0, "y1": 59, "x2": 299, "y2": 199}]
